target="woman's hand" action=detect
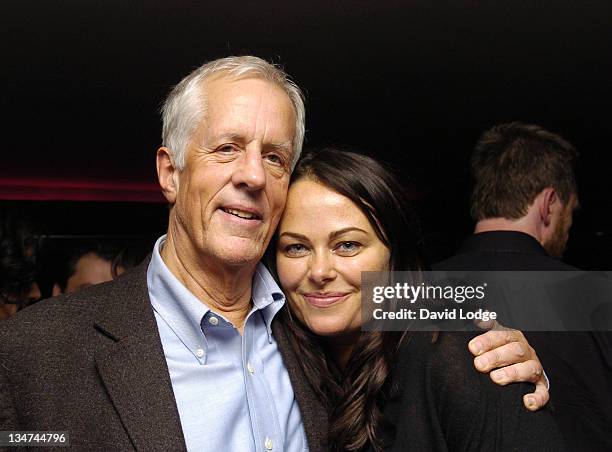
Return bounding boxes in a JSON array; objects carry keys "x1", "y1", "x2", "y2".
[{"x1": 469, "y1": 328, "x2": 548, "y2": 411}]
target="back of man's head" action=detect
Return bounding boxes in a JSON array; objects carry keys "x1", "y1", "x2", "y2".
[{"x1": 470, "y1": 122, "x2": 578, "y2": 221}]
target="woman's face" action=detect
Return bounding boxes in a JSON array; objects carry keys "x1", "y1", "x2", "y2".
[{"x1": 276, "y1": 178, "x2": 390, "y2": 337}]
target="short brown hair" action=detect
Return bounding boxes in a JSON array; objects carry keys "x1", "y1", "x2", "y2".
[{"x1": 470, "y1": 122, "x2": 578, "y2": 221}]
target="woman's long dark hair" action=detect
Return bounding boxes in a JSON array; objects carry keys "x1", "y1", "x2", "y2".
[{"x1": 271, "y1": 148, "x2": 425, "y2": 451}]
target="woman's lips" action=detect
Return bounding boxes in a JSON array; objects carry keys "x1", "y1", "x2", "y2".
[{"x1": 302, "y1": 292, "x2": 349, "y2": 307}]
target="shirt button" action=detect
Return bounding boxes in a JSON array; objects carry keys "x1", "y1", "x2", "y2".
[
  {"x1": 208, "y1": 316, "x2": 219, "y2": 326},
  {"x1": 196, "y1": 348, "x2": 205, "y2": 358},
  {"x1": 264, "y1": 437, "x2": 273, "y2": 450},
  {"x1": 247, "y1": 362, "x2": 255, "y2": 375}
]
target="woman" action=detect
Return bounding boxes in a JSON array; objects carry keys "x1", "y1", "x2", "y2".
[{"x1": 273, "y1": 149, "x2": 564, "y2": 451}]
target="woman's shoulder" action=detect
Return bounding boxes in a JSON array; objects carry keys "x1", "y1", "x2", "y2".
[
  {"x1": 394, "y1": 331, "x2": 528, "y2": 406},
  {"x1": 383, "y1": 331, "x2": 565, "y2": 451},
  {"x1": 394, "y1": 331, "x2": 479, "y2": 373}
]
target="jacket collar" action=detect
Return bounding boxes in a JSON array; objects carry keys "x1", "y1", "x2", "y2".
[{"x1": 458, "y1": 231, "x2": 548, "y2": 256}]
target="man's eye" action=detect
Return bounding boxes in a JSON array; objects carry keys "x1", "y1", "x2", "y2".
[
  {"x1": 264, "y1": 153, "x2": 285, "y2": 166},
  {"x1": 217, "y1": 144, "x2": 239, "y2": 154},
  {"x1": 284, "y1": 243, "x2": 309, "y2": 257},
  {"x1": 335, "y1": 242, "x2": 361, "y2": 256}
]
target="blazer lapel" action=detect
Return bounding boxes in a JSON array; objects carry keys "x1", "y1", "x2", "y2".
[{"x1": 93, "y1": 259, "x2": 186, "y2": 452}]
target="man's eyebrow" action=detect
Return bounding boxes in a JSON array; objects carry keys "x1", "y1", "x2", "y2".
[
  {"x1": 213, "y1": 132, "x2": 244, "y2": 142},
  {"x1": 267, "y1": 142, "x2": 292, "y2": 153},
  {"x1": 198, "y1": 132, "x2": 243, "y2": 147},
  {"x1": 207, "y1": 134, "x2": 291, "y2": 152}
]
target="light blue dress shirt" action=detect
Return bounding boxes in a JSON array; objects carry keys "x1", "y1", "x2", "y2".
[{"x1": 147, "y1": 236, "x2": 308, "y2": 452}]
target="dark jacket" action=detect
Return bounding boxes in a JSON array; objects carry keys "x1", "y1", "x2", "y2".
[
  {"x1": 377, "y1": 331, "x2": 565, "y2": 451},
  {"x1": 0, "y1": 258, "x2": 327, "y2": 451},
  {"x1": 435, "y1": 231, "x2": 612, "y2": 451}
]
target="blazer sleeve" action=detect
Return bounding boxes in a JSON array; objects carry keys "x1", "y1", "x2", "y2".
[{"x1": 0, "y1": 327, "x2": 19, "y2": 430}]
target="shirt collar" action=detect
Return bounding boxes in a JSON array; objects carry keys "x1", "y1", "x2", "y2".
[
  {"x1": 147, "y1": 235, "x2": 285, "y2": 345},
  {"x1": 252, "y1": 262, "x2": 286, "y2": 341}
]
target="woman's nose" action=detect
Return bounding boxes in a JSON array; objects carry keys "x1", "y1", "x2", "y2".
[{"x1": 308, "y1": 252, "x2": 337, "y2": 285}]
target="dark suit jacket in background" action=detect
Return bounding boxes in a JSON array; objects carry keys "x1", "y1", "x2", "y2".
[
  {"x1": 435, "y1": 231, "x2": 612, "y2": 451},
  {"x1": 0, "y1": 259, "x2": 327, "y2": 451}
]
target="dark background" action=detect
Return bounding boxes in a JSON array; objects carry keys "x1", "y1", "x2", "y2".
[{"x1": 2, "y1": 0, "x2": 612, "y2": 268}]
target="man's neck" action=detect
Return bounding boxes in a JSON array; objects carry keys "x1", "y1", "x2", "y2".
[
  {"x1": 160, "y1": 234, "x2": 256, "y2": 333},
  {"x1": 474, "y1": 217, "x2": 542, "y2": 245}
]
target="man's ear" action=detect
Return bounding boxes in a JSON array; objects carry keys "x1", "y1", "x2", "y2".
[
  {"x1": 538, "y1": 187, "x2": 558, "y2": 227},
  {"x1": 52, "y1": 283, "x2": 62, "y2": 297},
  {"x1": 157, "y1": 147, "x2": 179, "y2": 204}
]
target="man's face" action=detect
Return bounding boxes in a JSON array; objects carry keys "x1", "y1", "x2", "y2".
[
  {"x1": 543, "y1": 193, "x2": 578, "y2": 258},
  {"x1": 65, "y1": 252, "x2": 125, "y2": 293},
  {"x1": 169, "y1": 76, "x2": 295, "y2": 268}
]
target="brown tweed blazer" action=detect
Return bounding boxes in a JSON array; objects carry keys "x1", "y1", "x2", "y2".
[{"x1": 0, "y1": 259, "x2": 327, "y2": 451}]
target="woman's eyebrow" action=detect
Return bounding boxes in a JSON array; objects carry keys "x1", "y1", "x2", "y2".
[
  {"x1": 278, "y1": 231, "x2": 309, "y2": 241},
  {"x1": 329, "y1": 227, "x2": 367, "y2": 240},
  {"x1": 278, "y1": 227, "x2": 367, "y2": 241}
]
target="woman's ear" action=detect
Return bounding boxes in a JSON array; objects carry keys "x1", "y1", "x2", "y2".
[{"x1": 156, "y1": 147, "x2": 179, "y2": 204}]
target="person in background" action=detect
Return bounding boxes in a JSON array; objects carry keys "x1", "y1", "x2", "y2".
[
  {"x1": 51, "y1": 240, "x2": 127, "y2": 295},
  {"x1": 435, "y1": 122, "x2": 612, "y2": 451},
  {"x1": 0, "y1": 210, "x2": 41, "y2": 319}
]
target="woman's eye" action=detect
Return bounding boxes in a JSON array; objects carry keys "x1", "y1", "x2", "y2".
[
  {"x1": 335, "y1": 241, "x2": 361, "y2": 256},
  {"x1": 284, "y1": 243, "x2": 309, "y2": 257}
]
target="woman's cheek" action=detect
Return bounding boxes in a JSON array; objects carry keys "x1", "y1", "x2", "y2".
[{"x1": 276, "y1": 255, "x2": 303, "y2": 293}]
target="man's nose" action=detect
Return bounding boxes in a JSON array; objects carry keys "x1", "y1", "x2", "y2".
[
  {"x1": 308, "y1": 252, "x2": 337, "y2": 285},
  {"x1": 232, "y1": 147, "x2": 266, "y2": 191}
]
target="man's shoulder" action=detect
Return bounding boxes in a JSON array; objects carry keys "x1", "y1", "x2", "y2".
[
  {"x1": 0, "y1": 263, "x2": 150, "y2": 350},
  {"x1": 435, "y1": 251, "x2": 576, "y2": 271},
  {"x1": 433, "y1": 231, "x2": 576, "y2": 271}
]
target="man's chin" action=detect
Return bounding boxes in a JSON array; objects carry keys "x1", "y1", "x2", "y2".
[{"x1": 208, "y1": 240, "x2": 266, "y2": 267}]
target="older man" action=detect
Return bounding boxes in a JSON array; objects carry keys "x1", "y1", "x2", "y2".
[
  {"x1": 0, "y1": 57, "x2": 544, "y2": 451},
  {"x1": 152, "y1": 58, "x2": 310, "y2": 451},
  {"x1": 0, "y1": 56, "x2": 320, "y2": 452}
]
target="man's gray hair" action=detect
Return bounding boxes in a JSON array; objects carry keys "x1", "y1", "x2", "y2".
[{"x1": 161, "y1": 56, "x2": 305, "y2": 170}]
